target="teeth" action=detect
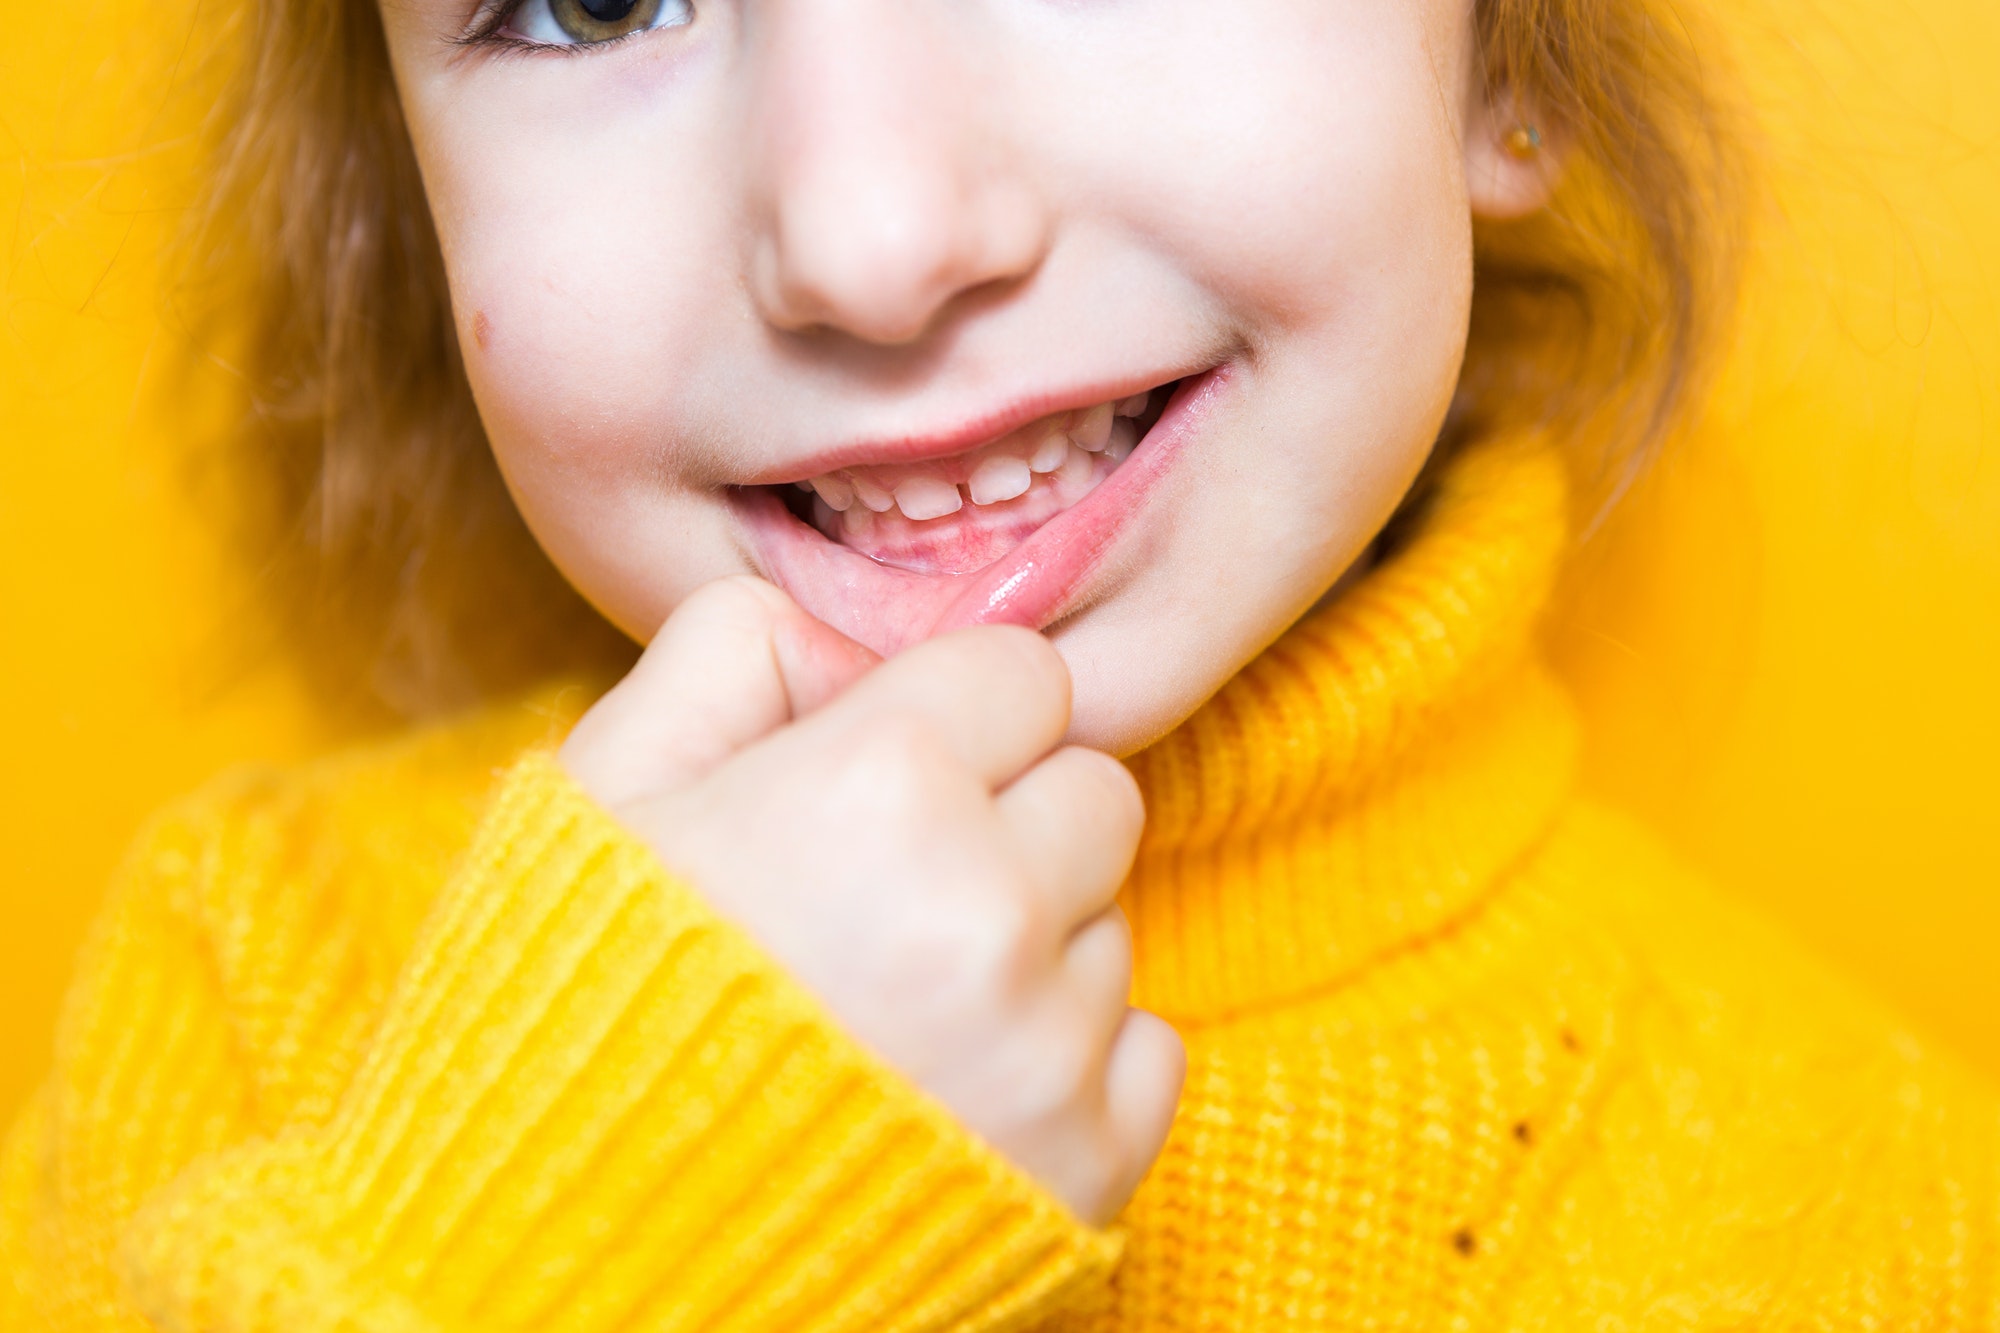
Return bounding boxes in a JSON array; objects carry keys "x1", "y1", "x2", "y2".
[
  {"x1": 1057, "y1": 442, "x2": 1095, "y2": 487},
  {"x1": 894, "y1": 476, "x2": 964, "y2": 521},
  {"x1": 1069, "y1": 402, "x2": 1114, "y2": 452},
  {"x1": 805, "y1": 400, "x2": 1146, "y2": 540},
  {"x1": 850, "y1": 474, "x2": 895, "y2": 512},
  {"x1": 810, "y1": 474, "x2": 855, "y2": 511},
  {"x1": 1028, "y1": 428, "x2": 1069, "y2": 474},
  {"x1": 1105, "y1": 418, "x2": 1139, "y2": 462},
  {"x1": 968, "y1": 455, "x2": 1032, "y2": 505}
]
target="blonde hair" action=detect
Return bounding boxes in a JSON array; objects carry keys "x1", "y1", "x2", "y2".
[{"x1": 179, "y1": 0, "x2": 1744, "y2": 719}]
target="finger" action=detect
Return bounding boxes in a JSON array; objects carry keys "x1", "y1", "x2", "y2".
[
  {"x1": 1095, "y1": 1009, "x2": 1186, "y2": 1224},
  {"x1": 562, "y1": 576, "x2": 879, "y2": 801},
  {"x1": 996, "y1": 746, "x2": 1144, "y2": 931},
  {"x1": 768, "y1": 600, "x2": 882, "y2": 716},
  {"x1": 802, "y1": 624, "x2": 1071, "y2": 790},
  {"x1": 1062, "y1": 906, "x2": 1135, "y2": 1047}
]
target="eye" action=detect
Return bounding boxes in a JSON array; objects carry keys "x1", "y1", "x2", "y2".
[{"x1": 505, "y1": 0, "x2": 693, "y2": 47}]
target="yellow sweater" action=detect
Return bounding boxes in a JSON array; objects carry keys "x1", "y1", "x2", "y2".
[{"x1": 4, "y1": 435, "x2": 1997, "y2": 1331}]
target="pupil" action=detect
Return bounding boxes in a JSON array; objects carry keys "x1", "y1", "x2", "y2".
[{"x1": 577, "y1": 0, "x2": 637, "y2": 20}]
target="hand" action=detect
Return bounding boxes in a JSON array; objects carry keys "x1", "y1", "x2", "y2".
[{"x1": 561, "y1": 576, "x2": 1185, "y2": 1225}]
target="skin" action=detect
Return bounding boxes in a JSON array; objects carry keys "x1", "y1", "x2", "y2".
[{"x1": 375, "y1": 0, "x2": 1557, "y2": 1223}]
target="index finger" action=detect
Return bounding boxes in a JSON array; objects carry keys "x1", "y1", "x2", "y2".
[
  {"x1": 562, "y1": 576, "x2": 879, "y2": 804},
  {"x1": 793, "y1": 624, "x2": 1072, "y2": 790}
]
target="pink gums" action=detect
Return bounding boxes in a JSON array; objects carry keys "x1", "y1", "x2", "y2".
[
  {"x1": 816, "y1": 457, "x2": 1110, "y2": 575},
  {"x1": 740, "y1": 368, "x2": 1227, "y2": 655}
]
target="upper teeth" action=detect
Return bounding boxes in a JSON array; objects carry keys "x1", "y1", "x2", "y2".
[
  {"x1": 1106, "y1": 417, "x2": 1139, "y2": 461},
  {"x1": 1069, "y1": 403, "x2": 1114, "y2": 452},
  {"x1": 809, "y1": 474, "x2": 855, "y2": 510},
  {"x1": 851, "y1": 475, "x2": 895, "y2": 512},
  {"x1": 795, "y1": 392, "x2": 1153, "y2": 524},
  {"x1": 1028, "y1": 429, "x2": 1069, "y2": 473},
  {"x1": 968, "y1": 455, "x2": 1033, "y2": 505},
  {"x1": 891, "y1": 476, "x2": 963, "y2": 521}
]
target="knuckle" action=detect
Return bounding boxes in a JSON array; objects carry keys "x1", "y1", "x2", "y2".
[
  {"x1": 876, "y1": 882, "x2": 1040, "y2": 1008},
  {"x1": 1004, "y1": 1025, "x2": 1099, "y2": 1126},
  {"x1": 860, "y1": 709, "x2": 946, "y2": 768},
  {"x1": 832, "y1": 716, "x2": 955, "y2": 814},
  {"x1": 1075, "y1": 911, "x2": 1135, "y2": 992},
  {"x1": 948, "y1": 888, "x2": 1039, "y2": 976}
]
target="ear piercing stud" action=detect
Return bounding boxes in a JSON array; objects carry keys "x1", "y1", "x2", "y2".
[{"x1": 1503, "y1": 124, "x2": 1544, "y2": 160}]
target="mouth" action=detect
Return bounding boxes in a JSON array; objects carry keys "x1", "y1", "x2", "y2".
[{"x1": 736, "y1": 366, "x2": 1227, "y2": 655}]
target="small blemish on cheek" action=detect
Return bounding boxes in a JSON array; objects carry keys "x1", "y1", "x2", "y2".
[{"x1": 471, "y1": 310, "x2": 494, "y2": 352}]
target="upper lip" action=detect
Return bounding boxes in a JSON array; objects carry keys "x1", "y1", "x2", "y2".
[{"x1": 735, "y1": 363, "x2": 1214, "y2": 487}]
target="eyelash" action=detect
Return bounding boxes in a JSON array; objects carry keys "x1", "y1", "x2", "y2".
[{"x1": 456, "y1": 0, "x2": 668, "y2": 57}]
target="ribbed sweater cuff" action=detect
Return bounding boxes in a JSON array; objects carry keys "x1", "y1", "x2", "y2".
[{"x1": 121, "y1": 751, "x2": 1120, "y2": 1333}]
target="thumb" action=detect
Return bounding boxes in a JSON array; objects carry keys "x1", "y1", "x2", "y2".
[{"x1": 561, "y1": 576, "x2": 879, "y2": 805}]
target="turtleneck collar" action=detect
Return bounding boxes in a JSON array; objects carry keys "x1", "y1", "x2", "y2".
[{"x1": 1122, "y1": 433, "x2": 1581, "y2": 1024}]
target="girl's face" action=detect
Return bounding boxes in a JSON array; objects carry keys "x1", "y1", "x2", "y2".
[{"x1": 379, "y1": 0, "x2": 1551, "y2": 753}]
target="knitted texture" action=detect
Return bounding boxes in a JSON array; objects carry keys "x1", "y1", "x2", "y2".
[{"x1": 5, "y1": 435, "x2": 1997, "y2": 1330}]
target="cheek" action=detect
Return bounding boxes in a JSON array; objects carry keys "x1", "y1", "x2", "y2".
[
  {"x1": 430, "y1": 176, "x2": 760, "y2": 638},
  {"x1": 438, "y1": 259, "x2": 751, "y2": 638},
  {"x1": 420, "y1": 115, "x2": 740, "y2": 492},
  {"x1": 1109, "y1": 3, "x2": 1473, "y2": 353}
]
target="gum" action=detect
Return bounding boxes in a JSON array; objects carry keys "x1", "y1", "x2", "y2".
[{"x1": 812, "y1": 448, "x2": 1115, "y2": 575}]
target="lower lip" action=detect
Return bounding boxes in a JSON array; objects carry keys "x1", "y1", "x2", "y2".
[{"x1": 737, "y1": 366, "x2": 1229, "y2": 655}]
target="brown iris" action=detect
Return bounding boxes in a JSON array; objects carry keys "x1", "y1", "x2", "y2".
[{"x1": 547, "y1": 0, "x2": 671, "y2": 42}]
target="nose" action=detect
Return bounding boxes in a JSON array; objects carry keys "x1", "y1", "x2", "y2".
[{"x1": 745, "y1": 0, "x2": 1051, "y2": 345}]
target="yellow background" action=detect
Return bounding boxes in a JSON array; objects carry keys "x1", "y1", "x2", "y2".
[{"x1": 3, "y1": 0, "x2": 1997, "y2": 1124}]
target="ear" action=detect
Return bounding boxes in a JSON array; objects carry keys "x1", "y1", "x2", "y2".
[{"x1": 1464, "y1": 91, "x2": 1565, "y2": 220}]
